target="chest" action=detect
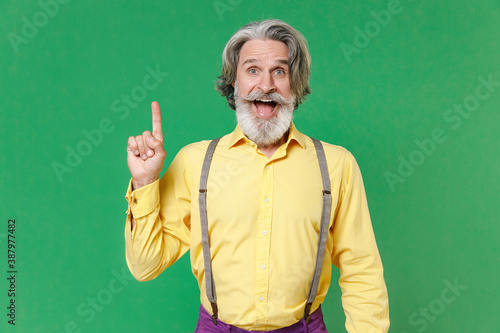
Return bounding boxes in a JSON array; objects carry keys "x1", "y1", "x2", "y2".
[{"x1": 197, "y1": 151, "x2": 333, "y2": 236}]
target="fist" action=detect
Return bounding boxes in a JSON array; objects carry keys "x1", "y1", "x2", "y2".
[{"x1": 127, "y1": 101, "x2": 166, "y2": 189}]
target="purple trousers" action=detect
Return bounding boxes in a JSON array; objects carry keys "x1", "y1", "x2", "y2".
[{"x1": 194, "y1": 304, "x2": 328, "y2": 333}]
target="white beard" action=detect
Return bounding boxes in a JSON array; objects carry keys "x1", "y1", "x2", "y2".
[{"x1": 234, "y1": 83, "x2": 296, "y2": 148}]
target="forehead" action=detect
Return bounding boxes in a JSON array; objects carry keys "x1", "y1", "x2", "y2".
[{"x1": 238, "y1": 39, "x2": 289, "y2": 67}]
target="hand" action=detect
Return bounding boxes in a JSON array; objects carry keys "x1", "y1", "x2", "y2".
[{"x1": 127, "y1": 101, "x2": 166, "y2": 189}]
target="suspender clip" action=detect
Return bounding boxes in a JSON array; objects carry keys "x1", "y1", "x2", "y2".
[
  {"x1": 322, "y1": 190, "x2": 331, "y2": 195},
  {"x1": 199, "y1": 189, "x2": 207, "y2": 193},
  {"x1": 210, "y1": 302, "x2": 219, "y2": 325},
  {"x1": 304, "y1": 302, "x2": 312, "y2": 324}
]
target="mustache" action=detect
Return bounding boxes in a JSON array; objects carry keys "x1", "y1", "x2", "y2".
[{"x1": 235, "y1": 89, "x2": 295, "y2": 106}]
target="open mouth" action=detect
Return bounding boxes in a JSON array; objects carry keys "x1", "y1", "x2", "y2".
[{"x1": 253, "y1": 99, "x2": 278, "y2": 119}]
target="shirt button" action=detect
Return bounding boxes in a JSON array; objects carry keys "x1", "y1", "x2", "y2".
[
  {"x1": 262, "y1": 230, "x2": 267, "y2": 235},
  {"x1": 260, "y1": 264, "x2": 265, "y2": 269},
  {"x1": 264, "y1": 198, "x2": 269, "y2": 203},
  {"x1": 259, "y1": 296, "x2": 264, "y2": 301},
  {"x1": 266, "y1": 165, "x2": 270, "y2": 170}
]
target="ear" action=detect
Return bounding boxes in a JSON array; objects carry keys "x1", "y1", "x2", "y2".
[{"x1": 231, "y1": 81, "x2": 235, "y2": 88}]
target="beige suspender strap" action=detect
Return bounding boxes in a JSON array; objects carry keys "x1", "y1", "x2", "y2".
[
  {"x1": 198, "y1": 136, "x2": 331, "y2": 326},
  {"x1": 198, "y1": 137, "x2": 221, "y2": 325},
  {"x1": 304, "y1": 137, "x2": 332, "y2": 323}
]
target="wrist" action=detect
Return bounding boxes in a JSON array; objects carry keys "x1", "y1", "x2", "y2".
[{"x1": 132, "y1": 177, "x2": 158, "y2": 190}]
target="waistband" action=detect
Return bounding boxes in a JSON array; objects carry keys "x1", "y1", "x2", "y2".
[{"x1": 194, "y1": 304, "x2": 327, "y2": 333}]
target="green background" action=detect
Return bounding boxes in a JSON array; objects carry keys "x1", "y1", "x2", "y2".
[{"x1": 1, "y1": 0, "x2": 499, "y2": 332}]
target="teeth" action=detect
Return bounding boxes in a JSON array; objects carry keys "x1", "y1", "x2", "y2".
[{"x1": 256, "y1": 99, "x2": 273, "y2": 102}]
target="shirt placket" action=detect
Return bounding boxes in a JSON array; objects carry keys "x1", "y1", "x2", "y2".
[{"x1": 253, "y1": 160, "x2": 274, "y2": 328}]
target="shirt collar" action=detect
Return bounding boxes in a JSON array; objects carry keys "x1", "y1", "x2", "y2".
[{"x1": 227, "y1": 122, "x2": 307, "y2": 150}]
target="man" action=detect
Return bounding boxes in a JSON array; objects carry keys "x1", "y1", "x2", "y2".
[{"x1": 124, "y1": 19, "x2": 389, "y2": 332}]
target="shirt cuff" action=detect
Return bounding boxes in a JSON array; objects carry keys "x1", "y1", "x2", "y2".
[{"x1": 124, "y1": 178, "x2": 160, "y2": 218}]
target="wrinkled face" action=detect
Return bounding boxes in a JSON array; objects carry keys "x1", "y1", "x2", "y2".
[{"x1": 232, "y1": 39, "x2": 296, "y2": 147}]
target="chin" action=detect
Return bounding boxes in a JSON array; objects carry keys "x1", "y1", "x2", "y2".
[
  {"x1": 232, "y1": 83, "x2": 296, "y2": 147},
  {"x1": 235, "y1": 100, "x2": 293, "y2": 147}
]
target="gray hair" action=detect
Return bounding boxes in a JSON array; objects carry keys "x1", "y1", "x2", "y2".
[{"x1": 215, "y1": 19, "x2": 312, "y2": 111}]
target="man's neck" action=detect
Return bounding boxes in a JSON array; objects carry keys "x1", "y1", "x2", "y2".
[{"x1": 257, "y1": 130, "x2": 289, "y2": 159}]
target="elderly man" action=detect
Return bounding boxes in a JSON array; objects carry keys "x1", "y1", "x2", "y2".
[{"x1": 124, "y1": 19, "x2": 389, "y2": 332}]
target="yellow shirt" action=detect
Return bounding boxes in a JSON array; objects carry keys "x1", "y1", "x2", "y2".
[{"x1": 124, "y1": 122, "x2": 389, "y2": 332}]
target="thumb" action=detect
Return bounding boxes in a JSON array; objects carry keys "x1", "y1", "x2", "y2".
[{"x1": 147, "y1": 135, "x2": 165, "y2": 152}]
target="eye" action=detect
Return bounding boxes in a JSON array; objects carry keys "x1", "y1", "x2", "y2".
[
  {"x1": 248, "y1": 68, "x2": 258, "y2": 74},
  {"x1": 275, "y1": 69, "x2": 285, "y2": 75}
]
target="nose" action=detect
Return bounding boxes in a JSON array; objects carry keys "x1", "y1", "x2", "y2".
[{"x1": 258, "y1": 71, "x2": 276, "y2": 94}]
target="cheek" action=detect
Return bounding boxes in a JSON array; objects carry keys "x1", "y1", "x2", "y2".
[
  {"x1": 278, "y1": 84, "x2": 292, "y2": 98},
  {"x1": 237, "y1": 80, "x2": 256, "y2": 95}
]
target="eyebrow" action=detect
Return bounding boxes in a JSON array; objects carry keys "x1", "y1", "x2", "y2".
[{"x1": 241, "y1": 58, "x2": 288, "y2": 67}]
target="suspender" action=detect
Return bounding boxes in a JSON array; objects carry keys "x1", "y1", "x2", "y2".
[
  {"x1": 198, "y1": 137, "x2": 331, "y2": 326},
  {"x1": 305, "y1": 138, "x2": 332, "y2": 323},
  {"x1": 198, "y1": 137, "x2": 222, "y2": 325}
]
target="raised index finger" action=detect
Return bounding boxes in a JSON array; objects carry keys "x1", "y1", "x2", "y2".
[{"x1": 151, "y1": 101, "x2": 163, "y2": 142}]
